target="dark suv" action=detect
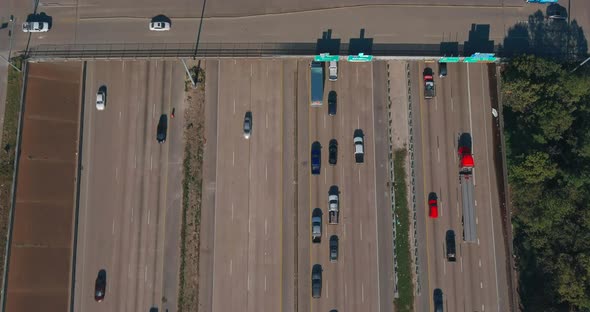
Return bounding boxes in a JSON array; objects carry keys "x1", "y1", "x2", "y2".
[
  {"x1": 330, "y1": 235, "x2": 338, "y2": 262},
  {"x1": 329, "y1": 139, "x2": 338, "y2": 165},
  {"x1": 157, "y1": 114, "x2": 168, "y2": 143},
  {"x1": 434, "y1": 288, "x2": 443, "y2": 312},
  {"x1": 94, "y1": 269, "x2": 107, "y2": 302},
  {"x1": 312, "y1": 264, "x2": 322, "y2": 298},
  {"x1": 446, "y1": 230, "x2": 456, "y2": 262},
  {"x1": 328, "y1": 91, "x2": 337, "y2": 116}
]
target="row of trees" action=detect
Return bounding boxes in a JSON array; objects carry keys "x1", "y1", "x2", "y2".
[{"x1": 503, "y1": 55, "x2": 590, "y2": 311}]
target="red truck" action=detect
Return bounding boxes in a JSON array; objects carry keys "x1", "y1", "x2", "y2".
[{"x1": 459, "y1": 144, "x2": 476, "y2": 242}]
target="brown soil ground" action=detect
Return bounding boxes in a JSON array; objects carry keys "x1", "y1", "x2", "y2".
[
  {"x1": 177, "y1": 65, "x2": 206, "y2": 312},
  {"x1": 4, "y1": 62, "x2": 82, "y2": 312}
]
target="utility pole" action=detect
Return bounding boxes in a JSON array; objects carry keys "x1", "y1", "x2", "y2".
[{"x1": 192, "y1": 0, "x2": 207, "y2": 60}]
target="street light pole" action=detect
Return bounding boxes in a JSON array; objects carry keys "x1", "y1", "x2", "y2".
[{"x1": 193, "y1": 0, "x2": 208, "y2": 60}]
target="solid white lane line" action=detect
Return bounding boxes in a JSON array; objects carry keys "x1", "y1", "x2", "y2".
[
  {"x1": 323, "y1": 114, "x2": 326, "y2": 129},
  {"x1": 147, "y1": 209, "x2": 150, "y2": 225},
  {"x1": 233, "y1": 99, "x2": 236, "y2": 114},
  {"x1": 119, "y1": 111, "x2": 122, "y2": 122},
  {"x1": 476, "y1": 217, "x2": 479, "y2": 225},
  {"x1": 250, "y1": 64, "x2": 253, "y2": 77},
  {"x1": 231, "y1": 203, "x2": 234, "y2": 221},
  {"x1": 248, "y1": 218, "x2": 251, "y2": 233},
  {"x1": 232, "y1": 151, "x2": 235, "y2": 166},
  {"x1": 362, "y1": 283, "x2": 365, "y2": 302},
  {"x1": 265, "y1": 219, "x2": 268, "y2": 236},
  {"x1": 324, "y1": 168, "x2": 327, "y2": 184},
  {"x1": 360, "y1": 222, "x2": 363, "y2": 241},
  {"x1": 134, "y1": 154, "x2": 137, "y2": 169},
  {"x1": 265, "y1": 275, "x2": 267, "y2": 291},
  {"x1": 481, "y1": 282, "x2": 484, "y2": 289},
  {"x1": 115, "y1": 167, "x2": 118, "y2": 182},
  {"x1": 150, "y1": 154, "x2": 153, "y2": 170},
  {"x1": 461, "y1": 257, "x2": 464, "y2": 272},
  {"x1": 479, "y1": 259, "x2": 482, "y2": 267},
  {"x1": 266, "y1": 112, "x2": 268, "y2": 129},
  {"x1": 478, "y1": 238, "x2": 480, "y2": 245},
  {"x1": 357, "y1": 116, "x2": 360, "y2": 129},
  {"x1": 437, "y1": 147, "x2": 440, "y2": 163},
  {"x1": 229, "y1": 259, "x2": 233, "y2": 275}
]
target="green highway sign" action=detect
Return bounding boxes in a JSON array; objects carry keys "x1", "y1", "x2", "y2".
[
  {"x1": 439, "y1": 57, "x2": 461, "y2": 63},
  {"x1": 315, "y1": 53, "x2": 339, "y2": 62},
  {"x1": 347, "y1": 53, "x2": 373, "y2": 62},
  {"x1": 464, "y1": 56, "x2": 498, "y2": 63}
]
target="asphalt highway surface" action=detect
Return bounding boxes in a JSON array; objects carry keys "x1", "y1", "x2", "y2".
[
  {"x1": 412, "y1": 61, "x2": 510, "y2": 312},
  {"x1": 74, "y1": 60, "x2": 185, "y2": 312}
]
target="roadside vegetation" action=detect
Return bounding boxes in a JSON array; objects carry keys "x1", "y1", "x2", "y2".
[
  {"x1": 502, "y1": 55, "x2": 590, "y2": 311},
  {"x1": 392, "y1": 148, "x2": 413, "y2": 312},
  {"x1": 178, "y1": 67, "x2": 206, "y2": 311},
  {"x1": 0, "y1": 57, "x2": 23, "y2": 292}
]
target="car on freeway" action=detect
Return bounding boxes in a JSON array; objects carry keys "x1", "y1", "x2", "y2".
[
  {"x1": 312, "y1": 264, "x2": 322, "y2": 298},
  {"x1": 353, "y1": 129, "x2": 364, "y2": 163},
  {"x1": 433, "y1": 288, "x2": 444, "y2": 312},
  {"x1": 329, "y1": 139, "x2": 338, "y2": 165},
  {"x1": 312, "y1": 208, "x2": 322, "y2": 243},
  {"x1": 547, "y1": 5, "x2": 566, "y2": 20},
  {"x1": 96, "y1": 86, "x2": 107, "y2": 110},
  {"x1": 329, "y1": 61, "x2": 338, "y2": 81},
  {"x1": 94, "y1": 269, "x2": 106, "y2": 302},
  {"x1": 446, "y1": 230, "x2": 457, "y2": 262},
  {"x1": 428, "y1": 192, "x2": 438, "y2": 218},
  {"x1": 439, "y1": 62, "x2": 447, "y2": 78},
  {"x1": 157, "y1": 114, "x2": 168, "y2": 143},
  {"x1": 328, "y1": 91, "x2": 337, "y2": 116},
  {"x1": 243, "y1": 111, "x2": 252, "y2": 139},
  {"x1": 149, "y1": 21, "x2": 171, "y2": 31},
  {"x1": 329, "y1": 235, "x2": 338, "y2": 262},
  {"x1": 22, "y1": 21, "x2": 49, "y2": 32},
  {"x1": 423, "y1": 67, "x2": 436, "y2": 98},
  {"x1": 311, "y1": 141, "x2": 321, "y2": 175}
]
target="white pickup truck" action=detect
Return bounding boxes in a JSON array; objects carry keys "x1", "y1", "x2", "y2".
[
  {"x1": 329, "y1": 61, "x2": 338, "y2": 81},
  {"x1": 22, "y1": 21, "x2": 49, "y2": 33}
]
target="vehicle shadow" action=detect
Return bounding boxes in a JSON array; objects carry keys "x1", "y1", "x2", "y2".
[
  {"x1": 151, "y1": 14, "x2": 172, "y2": 26},
  {"x1": 26, "y1": 12, "x2": 53, "y2": 29}
]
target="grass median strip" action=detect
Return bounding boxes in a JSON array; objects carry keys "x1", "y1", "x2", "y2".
[
  {"x1": 178, "y1": 69, "x2": 206, "y2": 312},
  {"x1": 0, "y1": 57, "x2": 23, "y2": 294},
  {"x1": 393, "y1": 148, "x2": 414, "y2": 312}
]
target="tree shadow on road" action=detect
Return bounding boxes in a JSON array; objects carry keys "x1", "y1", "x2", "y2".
[{"x1": 500, "y1": 8, "x2": 588, "y2": 61}]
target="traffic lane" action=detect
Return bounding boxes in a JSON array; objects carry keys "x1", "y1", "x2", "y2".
[
  {"x1": 211, "y1": 60, "x2": 251, "y2": 312},
  {"x1": 296, "y1": 59, "x2": 311, "y2": 312},
  {"x1": 75, "y1": 61, "x2": 122, "y2": 312},
  {"x1": 247, "y1": 60, "x2": 283, "y2": 312},
  {"x1": 160, "y1": 61, "x2": 186, "y2": 312},
  {"x1": 338, "y1": 61, "x2": 379, "y2": 312},
  {"x1": 466, "y1": 63, "x2": 510, "y2": 312},
  {"x1": 280, "y1": 59, "x2": 297, "y2": 312},
  {"x1": 437, "y1": 62, "x2": 467, "y2": 312},
  {"x1": 408, "y1": 61, "x2": 430, "y2": 312},
  {"x1": 372, "y1": 61, "x2": 395, "y2": 312}
]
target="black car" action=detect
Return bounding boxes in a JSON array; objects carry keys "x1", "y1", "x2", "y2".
[
  {"x1": 439, "y1": 62, "x2": 447, "y2": 78},
  {"x1": 311, "y1": 141, "x2": 321, "y2": 175},
  {"x1": 434, "y1": 288, "x2": 443, "y2": 312},
  {"x1": 329, "y1": 139, "x2": 338, "y2": 165},
  {"x1": 94, "y1": 269, "x2": 107, "y2": 302},
  {"x1": 312, "y1": 264, "x2": 322, "y2": 298},
  {"x1": 446, "y1": 230, "x2": 456, "y2": 262},
  {"x1": 329, "y1": 235, "x2": 338, "y2": 262},
  {"x1": 328, "y1": 91, "x2": 337, "y2": 116},
  {"x1": 157, "y1": 114, "x2": 168, "y2": 143}
]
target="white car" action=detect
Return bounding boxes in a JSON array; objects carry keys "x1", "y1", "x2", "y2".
[
  {"x1": 22, "y1": 21, "x2": 49, "y2": 33},
  {"x1": 96, "y1": 86, "x2": 106, "y2": 110},
  {"x1": 149, "y1": 21, "x2": 171, "y2": 31}
]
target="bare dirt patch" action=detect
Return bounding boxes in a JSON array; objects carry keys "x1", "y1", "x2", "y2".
[{"x1": 177, "y1": 66, "x2": 206, "y2": 312}]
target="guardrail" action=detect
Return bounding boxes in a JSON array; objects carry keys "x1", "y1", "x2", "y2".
[{"x1": 25, "y1": 42, "x2": 450, "y2": 60}]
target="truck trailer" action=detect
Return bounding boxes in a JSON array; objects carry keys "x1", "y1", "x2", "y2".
[
  {"x1": 459, "y1": 145, "x2": 477, "y2": 242},
  {"x1": 310, "y1": 61, "x2": 324, "y2": 107}
]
